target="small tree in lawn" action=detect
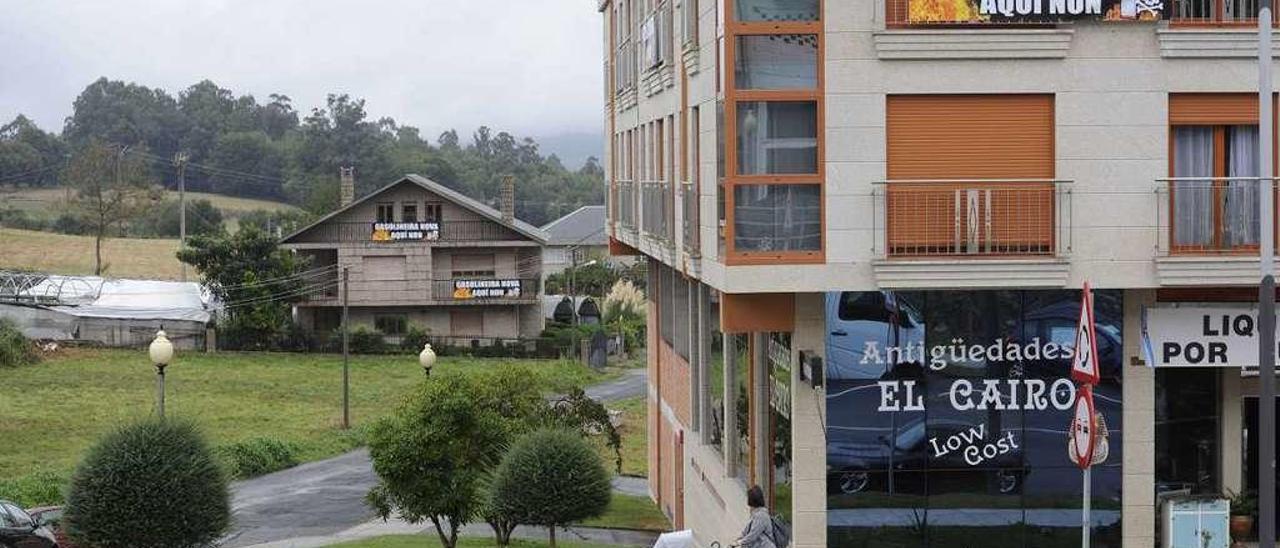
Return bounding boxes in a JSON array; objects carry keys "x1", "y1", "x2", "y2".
[
  {"x1": 63, "y1": 418, "x2": 230, "y2": 548},
  {"x1": 490, "y1": 428, "x2": 612, "y2": 548},
  {"x1": 366, "y1": 373, "x2": 532, "y2": 548}
]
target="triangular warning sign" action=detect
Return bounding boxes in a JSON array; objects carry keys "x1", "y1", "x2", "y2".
[{"x1": 1072, "y1": 282, "x2": 1101, "y2": 385}]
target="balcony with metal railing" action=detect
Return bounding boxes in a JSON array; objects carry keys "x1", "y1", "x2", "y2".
[
  {"x1": 617, "y1": 180, "x2": 637, "y2": 231},
  {"x1": 870, "y1": 179, "x2": 1073, "y2": 288},
  {"x1": 641, "y1": 181, "x2": 674, "y2": 243},
  {"x1": 1154, "y1": 177, "x2": 1280, "y2": 285}
]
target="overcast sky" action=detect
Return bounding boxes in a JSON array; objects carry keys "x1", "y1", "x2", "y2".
[{"x1": 0, "y1": 0, "x2": 604, "y2": 148}]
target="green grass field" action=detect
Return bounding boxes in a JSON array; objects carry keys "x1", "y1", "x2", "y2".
[
  {"x1": 328, "y1": 536, "x2": 639, "y2": 548},
  {"x1": 1, "y1": 186, "x2": 298, "y2": 218},
  {"x1": 581, "y1": 493, "x2": 669, "y2": 531},
  {"x1": 0, "y1": 227, "x2": 185, "y2": 279},
  {"x1": 0, "y1": 348, "x2": 607, "y2": 505},
  {"x1": 611, "y1": 397, "x2": 648, "y2": 478}
]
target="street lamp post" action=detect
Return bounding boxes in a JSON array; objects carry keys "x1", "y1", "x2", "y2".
[
  {"x1": 419, "y1": 343, "x2": 437, "y2": 377},
  {"x1": 148, "y1": 330, "x2": 175, "y2": 419}
]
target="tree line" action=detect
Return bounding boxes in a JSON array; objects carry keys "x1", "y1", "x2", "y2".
[{"x1": 0, "y1": 78, "x2": 604, "y2": 227}]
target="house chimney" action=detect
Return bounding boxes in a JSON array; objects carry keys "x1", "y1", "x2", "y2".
[
  {"x1": 500, "y1": 174, "x2": 515, "y2": 224},
  {"x1": 339, "y1": 166, "x2": 355, "y2": 207}
]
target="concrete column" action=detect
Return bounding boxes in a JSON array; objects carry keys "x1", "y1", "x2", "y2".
[
  {"x1": 1123, "y1": 289, "x2": 1156, "y2": 548},
  {"x1": 1222, "y1": 368, "x2": 1244, "y2": 494},
  {"x1": 791, "y1": 292, "x2": 827, "y2": 548}
]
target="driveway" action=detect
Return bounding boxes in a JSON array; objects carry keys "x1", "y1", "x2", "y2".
[{"x1": 221, "y1": 367, "x2": 648, "y2": 548}]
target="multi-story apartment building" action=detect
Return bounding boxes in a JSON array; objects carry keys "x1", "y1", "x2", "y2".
[
  {"x1": 599, "y1": 0, "x2": 1280, "y2": 546},
  {"x1": 281, "y1": 173, "x2": 546, "y2": 342}
]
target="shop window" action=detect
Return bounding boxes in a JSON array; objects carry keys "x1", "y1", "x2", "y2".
[
  {"x1": 401, "y1": 203, "x2": 418, "y2": 223},
  {"x1": 825, "y1": 289, "x2": 1125, "y2": 548},
  {"x1": 1171, "y1": 125, "x2": 1261, "y2": 253},
  {"x1": 734, "y1": 35, "x2": 818, "y2": 90},
  {"x1": 733, "y1": 184, "x2": 821, "y2": 252},
  {"x1": 734, "y1": 0, "x2": 820, "y2": 22},
  {"x1": 736, "y1": 101, "x2": 818, "y2": 175},
  {"x1": 374, "y1": 315, "x2": 408, "y2": 336},
  {"x1": 674, "y1": 276, "x2": 690, "y2": 359},
  {"x1": 706, "y1": 289, "x2": 726, "y2": 453},
  {"x1": 733, "y1": 332, "x2": 752, "y2": 480},
  {"x1": 1156, "y1": 367, "x2": 1221, "y2": 495},
  {"x1": 376, "y1": 202, "x2": 395, "y2": 223},
  {"x1": 767, "y1": 332, "x2": 793, "y2": 521}
]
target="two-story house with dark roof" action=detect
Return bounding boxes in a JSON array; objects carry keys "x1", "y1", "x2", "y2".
[{"x1": 280, "y1": 174, "x2": 546, "y2": 342}]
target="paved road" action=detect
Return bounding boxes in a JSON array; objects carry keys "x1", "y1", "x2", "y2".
[{"x1": 222, "y1": 368, "x2": 649, "y2": 548}]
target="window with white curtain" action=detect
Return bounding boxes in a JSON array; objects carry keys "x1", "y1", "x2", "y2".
[
  {"x1": 736, "y1": 101, "x2": 818, "y2": 175},
  {"x1": 1172, "y1": 125, "x2": 1260, "y2": 251}
]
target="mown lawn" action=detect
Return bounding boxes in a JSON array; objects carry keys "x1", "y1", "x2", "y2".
[
  {"x1": 581, "y1": 493, "x2": 670, "y2": 531},
  {"x1": 0, "y1": 227, "x2": 185, "y2": 279},
  {"x1": 610, "y1": 397, "x2": 648, "y2": 478},
  {"x1": 328, "y1": 536, "x2": 639, "y2": 548},
  {"x1": 0, "y1": 348, "x2": 607, "y2": 505}
]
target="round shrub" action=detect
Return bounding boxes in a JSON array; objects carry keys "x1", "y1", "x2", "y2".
[
  {"x1": 0, "y1": 318, "x2": 38, "y2": 368},
  {"x1": 64, "y1": 418, "x2": 230, "y2": 548},
  {"x1": 490, "y1": 428, "x2": 611, "y2": 547}
]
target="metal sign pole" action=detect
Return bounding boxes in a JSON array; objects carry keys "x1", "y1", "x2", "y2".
[
  {"x1": 1261, "y1": 0, "x2": 1276, "y2": 543},
  {"x1": 1083, "y1": 466, "x2": 1091, "y2": 548}
]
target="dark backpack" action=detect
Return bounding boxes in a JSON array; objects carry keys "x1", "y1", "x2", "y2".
[{"x1": 769, "y1": 514, "x2": 791, "y2": 548}]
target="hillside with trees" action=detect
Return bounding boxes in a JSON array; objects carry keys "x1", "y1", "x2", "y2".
[{"x1": 0, "y1": 78, "x2": 604, "y2": 227}]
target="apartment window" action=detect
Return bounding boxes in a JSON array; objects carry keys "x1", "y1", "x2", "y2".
[
  {"x1": 657, "y1": 118, "x2": 666, "y2": 181},
  {"x1": 402, "y1": 203, "x2": 418, "y2": 223},
  {"x1": 424, "y1": 203, "x2": 442, "y2": 223},
  {"x1": 682, "y1": 0, "x2": 699, "y2": 46},
  {"x1": 736, "y1": 101, "x2": 819, "y2": 175},
  {"x1": 374, "y1": 315, "x2": 408, "y2": 336},
  {"x1": 1171, "y1": 125, "x2": 1261, "y2": 252},
  {"x1": 376, "y1": 202, "x2": 395, "y2": 223},
  {"x1": 451, "y1": 254, "x2": 496, "y2": 278},
  {"x1": 735, "y1": 35, "x2": 818, "y2": 90},
  {"x1": 885, "y1": 94, "x2": 1056, "y2": 258},
  {"x1": 733, "y1": 184, "x2": 821, "y2": 252},
  {"x1": 734, "y1": 0, "x2": 820, "y2": 21}
]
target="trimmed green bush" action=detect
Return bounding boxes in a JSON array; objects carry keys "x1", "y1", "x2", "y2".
[
  {"x1": 217, "y1": 437, "x2": 300, "y2": 479},
  {"x1": 490, "y1": 428, "x2": 612, "y2": 548},
  {"x1": 0, "y1": 470, "x2": 66, "y2": 507},
  {"x1": 349, "y1": 326, "x2": 388, "y2": 354},
  {"x1": 0, "y1": 318, "x2": 38, "y2": 368},
  {"x1": 64, "y1": 418, "x2": 230, "y2": 548}
]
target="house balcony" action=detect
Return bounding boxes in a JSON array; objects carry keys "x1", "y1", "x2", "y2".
[
  {"x1": 1155, "y1": 177, "x2": 1280, "y2": 285},
  {"x1": 870, "y1": 179, "x2": 1073, "y2": 289},
  {"x1": 284, "y1": 220, "x2": 531, "y2": 247}
]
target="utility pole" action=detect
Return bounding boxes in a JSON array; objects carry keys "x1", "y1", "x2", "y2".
[
  {"x1": 342, "y1": 267, "x2": 351, "y2": 430},
  {"x1": 1260, "y1": 0, "x2": 1276, "y2": 545},
  {"x1": 174, "y1": 152, "x2": 189, "y2": 282}
]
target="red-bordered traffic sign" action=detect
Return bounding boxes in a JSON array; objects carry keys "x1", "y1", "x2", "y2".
[
  {"x1": 1070, "y1": 385, "x2": 1097, "y2": 469},
  {"x1": 1071, "y1": 282, "x2": 1101, "y2": 385}
]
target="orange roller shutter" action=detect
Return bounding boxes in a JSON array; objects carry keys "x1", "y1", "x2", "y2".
[{"x1": 886, "y1": 94, "x2": 1055, "y2": 256}]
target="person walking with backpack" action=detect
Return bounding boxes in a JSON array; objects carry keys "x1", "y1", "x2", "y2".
[{"x1": 731, "y1": 485, "x2": 786, "y2": 548}]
